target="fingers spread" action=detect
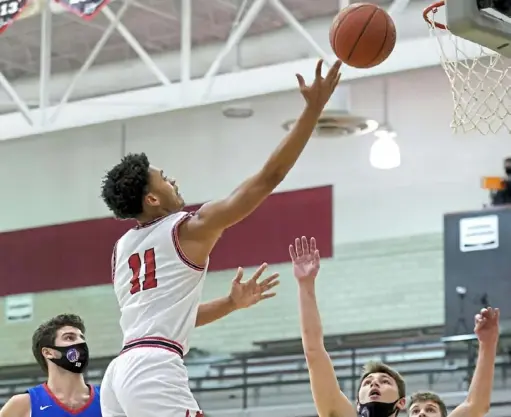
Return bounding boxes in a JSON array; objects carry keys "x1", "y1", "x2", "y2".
[
  {"x1": 250, "y1": 263, "x2": 268, "y2": 282},
  {"x1": 232, "y1": 267, "x2": 244, "y2": 284},
  {"x1": 289, "y1": 245, "x2": 297, "y2": 261},
  {"x1": 296, "y1": 73, "x2": 306, "y2": 89}
]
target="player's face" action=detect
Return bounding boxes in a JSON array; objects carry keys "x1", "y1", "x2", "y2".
[
  {"x1": 145, "y1": 166, "x2": 184, "y2": 215},
  {"x1": 358, "y1": 372, "x2": 400, "y2": 404},
  {"x1": 42, "y1": 326, "x2": 85, "y2": 360},
  {"x1": 408, "y1": 401, "x2": 442, "y2": 417}
]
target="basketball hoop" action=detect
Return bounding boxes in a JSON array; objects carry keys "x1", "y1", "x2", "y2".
[{"x1": 424, "y1": 1, "x2": 511, "y2": 135}]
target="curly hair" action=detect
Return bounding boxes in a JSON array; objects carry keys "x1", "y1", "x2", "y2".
[
  {"x1": 101, "y1": 153, "x2": 151, "y2": 219},
  {"x1": 32, "y1": 314, "x2": 86, "y2": 373}
]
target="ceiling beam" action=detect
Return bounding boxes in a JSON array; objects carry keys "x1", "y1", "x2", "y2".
[{"x1": 0, "y1": 33, "x2": 469, "y2": 142}]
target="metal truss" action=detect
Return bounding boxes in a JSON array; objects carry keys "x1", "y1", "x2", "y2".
[{"x1": 0, "y1": 0, "x2": 411, "y2": 137}]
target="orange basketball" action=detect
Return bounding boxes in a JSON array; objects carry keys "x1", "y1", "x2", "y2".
[{"x1": 329, "y1": 3, "x2": 396, "y2": 69}]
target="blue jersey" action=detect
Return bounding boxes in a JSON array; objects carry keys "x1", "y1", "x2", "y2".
[{"x1": 27, "y1": 383, "x2": 102, "y2": 417}]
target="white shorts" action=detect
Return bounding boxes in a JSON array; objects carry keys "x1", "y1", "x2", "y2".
[{"x1": 100, "y1": 346, "x2": 201, "y2": 417}]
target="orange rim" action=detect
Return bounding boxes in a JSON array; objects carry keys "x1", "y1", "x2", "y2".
[{"x1": 423, "y1": 1, "x2": 447, "y2": 30}]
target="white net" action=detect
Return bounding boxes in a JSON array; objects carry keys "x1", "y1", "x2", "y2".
[{"x1": 426, "y1": 6, "x2": 511, "y2": 135}]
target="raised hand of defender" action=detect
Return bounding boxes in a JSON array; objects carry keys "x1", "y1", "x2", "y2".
[
  {"x1": 229, "y1": 263, "x2": 280, "y2": 309},
  {"x1": 289, "y1": 236, "x2": 320, "y2": 283},
  {"x1": 474, "y1": 306, "x2": 500, "y2": 346},
  {"x1": 296, "y1": 59, "x2": 342, "y2": 111}
]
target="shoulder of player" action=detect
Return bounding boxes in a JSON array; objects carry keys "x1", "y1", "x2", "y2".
[
  {"x1": 0, "y1": 393, "x2": 30, "y2": 417},
  {"x1": 174, "y1": 209, "x2": 212, "y2": 240},
  {"x1": 172, "y1": 210, "x2": 214, "y2": 267},
  {"x1": 127, "y1": 212, "x2": 189, "y2": 233}
]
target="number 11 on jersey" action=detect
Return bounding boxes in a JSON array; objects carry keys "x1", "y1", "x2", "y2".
[{"x1": 128, "y1": 248, "x2": 157, "y2": 294}]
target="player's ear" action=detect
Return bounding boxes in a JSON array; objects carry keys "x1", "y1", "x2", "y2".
[
  {"x1": 41, "y1": 347, "x2": 55, "y2": 360},
  {"x1": 145, "y1": 192, "x2": 159, "y2": 207},
  {"x1": 396, "y1": 397, "x2": 406, "y2": 410}
]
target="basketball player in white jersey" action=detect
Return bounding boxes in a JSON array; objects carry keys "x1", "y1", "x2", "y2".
[{"x1": 99, "y1": 59, "x2": 342, "y2": 417}]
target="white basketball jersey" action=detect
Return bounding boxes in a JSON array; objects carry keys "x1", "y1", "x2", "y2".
[{"x1": 111, "y1": 212, "x2": 208, "y2": 354}]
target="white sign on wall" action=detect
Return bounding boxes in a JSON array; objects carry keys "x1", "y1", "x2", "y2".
[
  {"x1": 4, "y1": 293, "x2": 34, "y2": 323},
  {"x1": 459, "y1": 215, "x2": 499, "y2": 253}
]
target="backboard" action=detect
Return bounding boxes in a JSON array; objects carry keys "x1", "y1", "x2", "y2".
[{"x1": 446, "y1": 0, "x2": 511, "y2": 58}]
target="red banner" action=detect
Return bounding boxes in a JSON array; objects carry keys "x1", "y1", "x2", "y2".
[{"x1": 0, "y1": 186, "x2": 332, "y2": 295}]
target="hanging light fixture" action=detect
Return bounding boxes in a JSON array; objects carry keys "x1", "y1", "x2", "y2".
[
  {"x1": 370, "y1": 128, "x2": 400, "y2": 169},
  {"x1": 369, "y1": 80, "x2": 401, "y2": 170}
]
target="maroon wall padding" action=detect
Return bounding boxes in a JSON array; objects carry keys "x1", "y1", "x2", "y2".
[
  {"x1": 0, "y1": 186, "x2": 332, "y2": 295},
  {"x1": 193, "y1": 185, "x2": 333, "y2": 270}
]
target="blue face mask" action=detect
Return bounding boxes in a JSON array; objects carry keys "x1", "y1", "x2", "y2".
[{"x1": 358, "y1": 400, "x2": 400, "y2": 417}]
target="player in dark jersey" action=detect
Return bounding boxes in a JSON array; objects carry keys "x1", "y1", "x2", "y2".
[
  {"x1": 289, "y1": 237, "x2": 501, "y2": 417},
  {"x1": 290, "y1": 237, "x2": 407, "y2": 417},
  {"x1": 0, "y1": 314, "x2": 101, "y2": 417}
]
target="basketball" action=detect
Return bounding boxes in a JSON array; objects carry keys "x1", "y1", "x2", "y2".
[{"x1": 329, "y1": 3, "x2": 396, "y2": 69}]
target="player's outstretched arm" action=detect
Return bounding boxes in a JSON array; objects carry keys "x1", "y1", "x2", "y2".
[
  {"x1": 290, "y1": 237, "x2": 356, "y2": 417},
  {"x1": 195, "y1": 263, "x2": 279, "y2": 327},
  {"x1": 448, "y1": 307, "x2": 500, "y2": 417},
  {"x1": 179, "y1": 60, "x2": 342, "y2": 264},
  {"x1": 0, "y1": 394, "x2": 30, "y2": 417}
]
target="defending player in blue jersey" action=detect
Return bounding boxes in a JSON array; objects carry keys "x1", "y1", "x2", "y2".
[{"x1": 0, "y1": 314, "x2": 101, "y2": 417}]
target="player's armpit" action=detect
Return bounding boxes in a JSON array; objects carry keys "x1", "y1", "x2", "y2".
[
  {"x1": 306, "y1": 349, "x2": 357, "y2": 417},
  {"x1": 0, "y1": 394, "x2": 30, "y2": 417}
]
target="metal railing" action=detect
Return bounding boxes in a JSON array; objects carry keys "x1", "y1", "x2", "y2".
[{"x1": 0, "y1": 331, "x2": 509, "y2": 411}]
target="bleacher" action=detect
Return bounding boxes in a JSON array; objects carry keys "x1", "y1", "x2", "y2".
[{"x1": 0, "y1": 326, "x2": 509, "y2": 417}]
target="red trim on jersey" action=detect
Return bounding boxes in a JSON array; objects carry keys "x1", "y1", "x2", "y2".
[
  {"x1": 111, "y1": 240, "x2": 119, "y2": 282},
  {"x1": 43, "y1": 383, "x2": 95, "y2": 415},
  {"x1": 186, "y1": 410, "x2": 205, "y2": 417},
  {"x1": 120, "y1": 336, "x2": 184, "y2": 358},
  {"x1": 171, "y1": 212, "x2": 205, "y2": 271},
  {"x1": 134, "y1": 216, "x2": 167, "y2": 229},
  {"x1": 125, "y1": 336, "x2": 183, "y2": 349}
]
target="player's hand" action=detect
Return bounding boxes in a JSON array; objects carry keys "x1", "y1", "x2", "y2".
[
  {"x1": 289, "y1": 236, "x2": 320, "y2": 284},
  {"x1": 229, "y1": 263, "x2": 280, "y2": 309},
  {"x1": 474, "y1": 307, "x2": 500, "y2": 346},
  {"x1": 296, "y1": 59, "x2": 342, "y2": 111}
]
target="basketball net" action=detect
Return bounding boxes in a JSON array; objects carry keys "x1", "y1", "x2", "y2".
[{"x1": 424, "y1": 1, "x2": 511, "y2": 135}]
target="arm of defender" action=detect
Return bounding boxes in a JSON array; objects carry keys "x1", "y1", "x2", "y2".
[
  {"x1": 298, "y1": 282, "x2": 356, "y2": 417},
  {"x1": 447, "y1": 343, "x2": 496, "y2": 417},
  {"x1": 178, "y1": 60, "x2": 342, "y2": 264},
  {"x1": 447, "y1": 309, "x2": 499, "y2": 417},
  {"x1": 0, "y1": 394, "x2": 31, "y2": 417}
]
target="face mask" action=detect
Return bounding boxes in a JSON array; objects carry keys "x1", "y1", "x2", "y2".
[
  {"x1": 358, "y1": 400, "x2": 400, "y2": 417},
  {"x1": 505, "y1": 166, "x2": 511, "y2": 175},
  {"x1": 46, "y1": 342, "x2": 89, "y2": 374}
]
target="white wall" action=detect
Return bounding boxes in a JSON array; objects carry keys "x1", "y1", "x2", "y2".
[{"x1": 0, "y1": 65, "x2": 507, "y2": 364}]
